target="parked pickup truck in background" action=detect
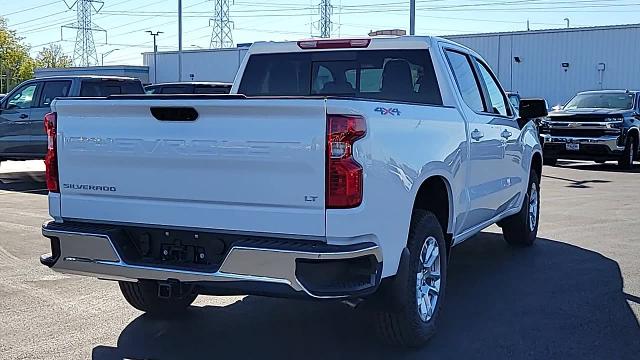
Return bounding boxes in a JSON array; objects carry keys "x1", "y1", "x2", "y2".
[
  {"x1": 539, "y1": 90, "x2": 640, "y2": 169},
  {"x1": 40, "y1": 37, "x2": 547, "y2": 347},
  {"x1": 144, "y1": 82, "x2": 232, "y2": 95},
  {"x1": 0, "y1": 76, "x2": 144, "y2": 164}
]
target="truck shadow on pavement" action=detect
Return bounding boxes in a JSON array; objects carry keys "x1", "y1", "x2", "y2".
[
  {"x1": 0, "y1": 171, "x2": 46, "y2": 194},
  {"x1": 92, "y1": 233, "x2": 640, "y2": 360},
  {"x1": 541, "y1": 174, "x2": 611, "y2": 189},
  {"x1": 555, "y1": 160, "x2": 640, "y2": 174}
]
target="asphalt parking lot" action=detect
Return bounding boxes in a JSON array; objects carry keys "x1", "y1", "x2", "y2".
[{"x1": 0, "y1": 160, "x2": 639, "y2": 359}]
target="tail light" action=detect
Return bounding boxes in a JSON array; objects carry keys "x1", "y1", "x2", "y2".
[
  {"x1": 326, "y1": 115, "x2": 366, "y2": 208},
  {"x1": 44, "y1": 112, "x2": 59, "y2": 192}
]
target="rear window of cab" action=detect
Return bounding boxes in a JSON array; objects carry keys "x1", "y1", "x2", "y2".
[{"x1": 238, "y1": 50, "x2": 443, "y2": 105}]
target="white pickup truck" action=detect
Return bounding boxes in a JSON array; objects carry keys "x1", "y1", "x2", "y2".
[{"x1": 40, "y1": 36, "x2": 547, "y2": 346}]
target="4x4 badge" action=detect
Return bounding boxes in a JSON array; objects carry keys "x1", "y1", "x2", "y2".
[{"x1": 374, "y1": 107, "x2": 401, "y2": 116}]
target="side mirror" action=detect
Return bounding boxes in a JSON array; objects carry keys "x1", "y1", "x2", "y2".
[{"x1": 519, "y1": 98, "x2": 548, "y2": 119}]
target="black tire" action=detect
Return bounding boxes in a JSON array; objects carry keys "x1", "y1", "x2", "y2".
[
  {"x1": 119, "y1": 280, "x2": 197, "y2": 314},
  {"x1": 374, "y1": 210, "x2": 448, "y2": 347},
  {"x1": 619, "y1": 135, "x2": 637, "y2": 170},
  {"x1": 502, "y1": 169, "x2": 540, "y2": 246},
  {"x1": 543, "y1": 157, "x2": 557, "y2": 166}
]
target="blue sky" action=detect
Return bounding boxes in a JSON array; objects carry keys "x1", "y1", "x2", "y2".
[{"x1": 3, "y1": 0, "x2": 640, "y2": 65}]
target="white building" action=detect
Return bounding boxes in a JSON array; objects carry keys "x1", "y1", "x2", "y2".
[
  {"x1": 144, "y1": 24, "x2": 640, "y2": 106},
  {"x1": 143, "y1": 46, "x2": 249, "y2": 84},
  {"x1": 448, "y1": 24, "x2": 640, "y2": 106}
]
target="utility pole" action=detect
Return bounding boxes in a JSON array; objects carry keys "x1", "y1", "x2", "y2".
[
  {"x1": 147, "y1": 31, "x2": 163, "y2": 83},
  {"x1": 410, "y1": 0, "x2": 415, "y2": 35},
  {"x1": 61, "y1": 0, "x2": 107, "y2": 67},
  {"x1": 101, "y1": 48, "x2": 119, "y2": 66},
  {"x1": 178, "y1": 0, "x2": 183, "y2": 81},
  {"x1": 318, "y1": 0, "x2": 333, "y2": 38},
  {"x1": 210, "y1": 0, "x2": 234, "y2": 48}
]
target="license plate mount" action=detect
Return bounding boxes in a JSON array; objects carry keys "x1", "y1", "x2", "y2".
[{"x1": 566, "y1": 143, "x2": 580, "y2": 151}]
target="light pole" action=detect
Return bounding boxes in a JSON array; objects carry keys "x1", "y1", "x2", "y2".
[
  {"x1": 146, "y1": 31, "x2": 163, "y2": 83},
  {"x1": 564, "y1": 18, "x2": 570, "y2": 28},
  {"x1": 101, "y1": 48, "x2": 119, "y2": 66},
  {"x1": 178, "y1": 0, "x2": 183, "y2": 81},
  {"x1": 410, "y1": 0, "x2": 415, "y2": 35}
]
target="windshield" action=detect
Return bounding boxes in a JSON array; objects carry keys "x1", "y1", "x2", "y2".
[{"x1": 564, "y1": 93, "x2": 634, "y2": 110}]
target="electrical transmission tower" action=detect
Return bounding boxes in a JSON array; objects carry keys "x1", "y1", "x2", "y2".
[
  {"x1": 209, "y1": 0, "x2": 234, "y2": 49},
  {"x1": 318, "y1": 0, "x2": 333, "y2": 38},
  {"x1": 61, "y1": 0, "x2": 107, "y2": 67}
]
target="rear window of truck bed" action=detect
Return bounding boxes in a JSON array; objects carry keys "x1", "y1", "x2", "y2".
[{"x1": 238, "y1": 50, "x2": 443, "y2": 105}]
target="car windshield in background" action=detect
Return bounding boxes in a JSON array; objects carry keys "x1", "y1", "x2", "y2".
[
  {"x1": 238, "y1": 50, "x2": 443, "y2": 105},
  {"x1": 564, "y1": 93, "x2": 634, "y2": 110}
]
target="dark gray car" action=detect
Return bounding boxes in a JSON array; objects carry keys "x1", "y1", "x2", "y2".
[{"x1": 0, "y1": 76, "x2": 144, "y2": 162}]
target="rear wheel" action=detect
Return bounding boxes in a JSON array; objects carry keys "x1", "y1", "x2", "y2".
[
  {"x1": 119, "y1": 280, "x2": 197, "y2": 315},
  {"x1": 543, "y1": 157, "x2": 557, "y2": 166},
  {"x1": 373, "y1": 210, "x2": 447, "y2": 347},
  {"x1": 502, "y1": 169, "x2": 540, "y2": 246},
  {"x1": 619, "y1": 135, "x2": 637, "y2": 170}
]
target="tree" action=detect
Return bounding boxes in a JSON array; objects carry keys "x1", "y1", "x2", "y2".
[
  {"x1": 36, "y1": 44, "x2": 72, "y2": 69},
  {"x1": 0, "y1": 17, "x2": 35, "y2": 93}
]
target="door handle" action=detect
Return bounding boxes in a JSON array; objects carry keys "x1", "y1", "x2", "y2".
[
  {"x1": 501, "y1": 129, "x2": 512, "y2": 139},
  {"x1": 471, "y1": 129, "x2": 484, "y2": 141},
  {"x1": 19, "y1": 113, "x2": 28, "y2": 119}
]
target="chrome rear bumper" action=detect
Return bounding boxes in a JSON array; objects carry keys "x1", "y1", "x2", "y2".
[{"x1": 41, "y1": 222, "x2": 382, "y2": 299}]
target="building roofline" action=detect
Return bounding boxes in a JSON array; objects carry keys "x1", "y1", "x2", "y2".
[
  {"x1": 142, "y1": 47, "x2": 248, "y2": 56},
  {"x1": 445, "y1": 22, "x2": 640, "y2": 39},
  {"x1": 35, "y1": 65, "x2": 148, "y2": 72}
]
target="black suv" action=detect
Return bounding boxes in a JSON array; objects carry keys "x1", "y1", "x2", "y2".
[{"x1": 539, "y1": 90, "x2": 640, "y2": 169}]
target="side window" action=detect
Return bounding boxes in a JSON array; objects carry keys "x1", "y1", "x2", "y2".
[
  {"x1": 359, "y1": 68, "x2": 383, "y2": 93},
  {"x1": 508, "y1": 94, "x2": 520, "y2": 110},
  {"x1": 475, "y1": 60, "x2": 511, "y2": 116},
  {"x1": 80, "y1": 80, "x2": 144, "y2": 96},
  {"x1": 6, "y1": 83, "x2": 38, "y2": 110},
  {"x1": 38, "y1": 81, "x2": 71, "y2": 108},
  {"x1": 445, "y1": 50, "x2": 484, "y2": 112},
  {"x1": 194, "y1": 85, "x2": 231, "y2": 94},
  {"x1": 313, "y1": 65, "x2": 334, "y2": 93},
  {"x1": 161, "y1": 85, "x2": 193, "y2": 94}
]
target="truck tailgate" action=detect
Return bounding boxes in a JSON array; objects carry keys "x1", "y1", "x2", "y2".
[{"x1": 53, "y1": 98, "x2": 327, "y2": 236}]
